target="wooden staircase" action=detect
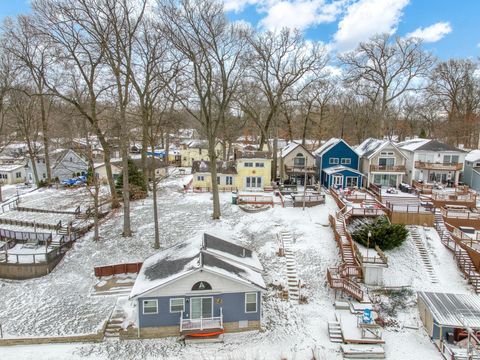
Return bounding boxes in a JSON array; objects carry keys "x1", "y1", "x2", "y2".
[
  {"x1": 434, "y1": 209, "x2": 480, "y2": 293},
  {"x1": 327, "y1": 267, "x2": 366, "y2": 302},
  {"x1": 408, "y1": 226, "x2": 439, "y2": 284},
  {"x1": 455, "y1": 247, "x2": 480, "y2": 294},
  {"x1": 279, "y1": 231, "x2": 300, "y2": 302},
  {"x1": 328, "y1": 321, "x2": 343, "y2": 343}
]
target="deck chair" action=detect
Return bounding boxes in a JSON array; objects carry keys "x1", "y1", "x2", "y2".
[{"x1": 362, "y1": 308, "x2": 372, "y2": 324}]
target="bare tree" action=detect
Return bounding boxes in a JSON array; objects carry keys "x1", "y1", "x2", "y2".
[
  {"x1": 31, "y1": 0, "x2": 120, "y2": 208},
  {"x1": 339, "y1": 33, "x2": 434, "y2": 135},
  {"x1": 245, "y1": 28, "x2": 328, "y2": 179},
  {"x1": 159, "y1": 0, "x2": 247, "y2": 219},
  {"x1": 3, "y1": 16, "x2": 55, "y2": 183}
]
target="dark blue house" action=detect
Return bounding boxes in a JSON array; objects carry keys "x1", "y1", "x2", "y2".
[
  {"x1": 314, "y1": 138, "x2": 363, "y2": 189},
  {"x1": 129, "y1": 233, "x2": 266, "y2": 338}
]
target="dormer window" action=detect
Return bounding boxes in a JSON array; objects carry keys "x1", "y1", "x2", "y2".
[{"x1": 191, "y1": 281, "x2": 212, "y2": 291}]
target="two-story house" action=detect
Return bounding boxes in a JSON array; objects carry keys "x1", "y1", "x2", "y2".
[
  {"x1": 278, "y1": 142, "x2": 316, "y2": 185},
  {"x1": 314, "y1": 138, "x2": 363, "y2": 189},
  {"x1": 356, "y1": 138, "x2": 407, "y2": 188},
  {"x1": 234, "y1": 150, "x2": 272, "y2": 190},
  {"x1": 397, "y1": 139, "x2": 465, "y2": 186},
  {"x1": 191, "y1": 160, "x2": 238, "y2": 191},
  {"x1": 180, "y1": 140, "x2": 223, "y2": 167},
  {"x1": 26, "y1": 148, "x2": 88, "y2": 182}
]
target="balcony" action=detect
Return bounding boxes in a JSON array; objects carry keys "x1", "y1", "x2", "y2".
[
  {"x1": 414, "y1": 161, "x2": 463, "y2": 171},
  {"x1": 369, "y1": 164, "x2": 406, "y2": 172},
  {"x1": 284, "y1": 165, "x2": 316, "y2": 174}
]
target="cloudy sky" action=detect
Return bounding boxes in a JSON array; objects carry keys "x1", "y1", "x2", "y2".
[{"x1": 1, "y1": 0, "x2": 478, "y2": 59}]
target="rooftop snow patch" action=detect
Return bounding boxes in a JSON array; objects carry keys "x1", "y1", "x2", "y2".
[
  {"x1": 355, "y1": 138, "x2": 386, "y2": 158},
  {"x1": 314, "y1": 138, "x2": 341, "y2": 156},
  {"x1": 323, "y1": 165, "x2": 363, "y2": 176},
  {"x1": 466, "y1": 150, "x2": 480, "y2": 163},
  {"x1": 397, "y1": 138, "x2": 431, "y2": 152}
]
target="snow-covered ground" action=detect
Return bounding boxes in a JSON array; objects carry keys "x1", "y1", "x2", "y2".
[{"x1": 0, "y1": 174, "x2": 467, "y2": 359}]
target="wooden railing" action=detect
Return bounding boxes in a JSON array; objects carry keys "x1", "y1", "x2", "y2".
[
  {"x1": 431, "y1": 192, "x2": 476, "y2": 202},
  {"x1": 415, "y1": 161, "x2": 463, "y2": 171},
  {"x1": 368, "y1": 183, "x2": 382, "y2": 197},
  {"x1": 1, "y1": 197, "x2": 19, "y2": 213},
  {"x1": 284, "y1": 165, "x2": 316, "y2": 173},
  {"x1": 441, "y1": 208, "x2": 480, "y2": 220},
  {"x1": 94, "y1": 262, "x2": 143, "y2": 277},
  {"x1": 15, "y1": 205, "x2": 81, "y2": 216},
  {"x1": 370, "y1": 164, "x2": 406, "y2": 172},
  {"x1": 1, "y1": 241, "x2": 72, "y2": 264},
  {"x1": 385, "y1": 202, "x2": 435, "y2": 214},
  {"x1": 180, "y1": 308, "x2": 223, "y2": 332},
  {"x1": 193, "y1": 186, "x2": 238, "y2": 193},
  {"x1": 0, "y1": 228, "x2": 52, "y2": 243},
  {"x1": 327, "y1": 267, "x2": 364, "y2": 301},
  {"x1": 237, "y1": 194, "x2": 274, "y2": 206},
  {"x1": 354, "y1": 243, "x2": 388, "y2": 265}
]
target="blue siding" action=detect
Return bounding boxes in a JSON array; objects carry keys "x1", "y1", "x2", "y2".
[
  {"x1": 323, "y1": 169, "x2": 363, "y2": 189},
  {"x1": 138, "y1": 291, "x2": 261, "y2": 328},
  {"x1": 316, "y1": 140, "x2": 360, "y2": 187}
]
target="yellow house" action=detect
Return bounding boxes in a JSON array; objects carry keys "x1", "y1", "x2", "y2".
[
  {"x1": 235, "y1": 151, "x2": 272, "y2": 190},
  {"x1": 191, "y1": 160, "x2": 238, "y2": 191},
  {"x1": 180, "y1": 140, "x2": 223, "y2": 167}
]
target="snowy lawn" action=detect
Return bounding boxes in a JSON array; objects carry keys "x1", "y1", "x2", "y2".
[{"x1": 0, "y1": 176, "x2": 456, "y2": 359}]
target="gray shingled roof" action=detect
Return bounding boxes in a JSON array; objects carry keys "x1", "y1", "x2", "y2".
[
  {"x1": 415, "y1": 139, "x2": 465, "y2": 153},
  {"x1": 203, "y1": 233, "x2": 252, "y2": 258},
  {"x1": 235, "y1": 150, "x2": 271, "y2": 159}
]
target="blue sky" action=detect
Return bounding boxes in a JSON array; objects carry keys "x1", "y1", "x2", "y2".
[{"x1": 1, "y1": 0, "x2": 478, "y2": 59}]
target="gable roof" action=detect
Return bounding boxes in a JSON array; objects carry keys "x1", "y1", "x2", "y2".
[
  {"x1": 280, "y1": 142, "x2": 314, "y2": 158},
  {"x1": 466, "y1": 150, "x2": 480, "y2": 163},
  {"x1": 129, "y1": 233, "x2": 265, "y2": 299},
  {"x1": 314, "y1": 138, "x2": 342, "y2": 156},
  {"x1": 398, "y1": 138, "x2": 463, "y2": 152},
  {"x1": 191, "y1": 160, "x2": 237, "y2": 175},
  {"x1": 235, "y1": 150, "x2": 271, "y2": 160},
  {"x1": 356, "y1": 138, "x2": 405, "y2": 159}
]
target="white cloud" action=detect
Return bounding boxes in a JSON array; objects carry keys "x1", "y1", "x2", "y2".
[
  {"x1": 406, "y1": 22, "x2": 452, "y2": 43},
  {"x1": 238, "y1": 0, "x2": 347, "y2": 31},
  {"x1": 224, "y1": 0, "x2": 262, "y2": 13},
  {"x1": 333, "y1": 0, "x2": 410, "y2": 51}
]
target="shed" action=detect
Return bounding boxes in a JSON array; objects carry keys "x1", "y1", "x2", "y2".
[{"x1": 418, "y1": 291, "x2": 480, "y2": 340}]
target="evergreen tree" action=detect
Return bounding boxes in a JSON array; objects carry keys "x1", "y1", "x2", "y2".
[
  {"x1": 116, "y1": 159, "x2": 147, "y2": 199},
  {"x1": 419, "y1": 128, "x2": 427, "y2": 138},
  {"x1": 351, "y1": 216, "x2": 408, "y2": 251}
]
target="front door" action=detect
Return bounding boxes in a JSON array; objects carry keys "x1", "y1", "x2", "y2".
[
  {"x1": 332, "y1": 174, "x2": 343, "y2": 188},
  {"x1": 190, "y1": 297, "x2": 213, "y2": 319}
]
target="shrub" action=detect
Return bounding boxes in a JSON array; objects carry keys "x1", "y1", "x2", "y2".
[
  {"x1": 351, "y1": 216, "x2": 408, "y2": 251},
  {"x1": 116, "y1": 159, "x2": 147, "y2": 199}
]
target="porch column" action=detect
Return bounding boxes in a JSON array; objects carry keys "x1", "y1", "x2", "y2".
[{"x1": 454, "y1": 171, "x2": 460, "y2": 186}]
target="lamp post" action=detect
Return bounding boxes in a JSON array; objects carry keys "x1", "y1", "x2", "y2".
[{"x1": 367, "y1": 230, "x2": 372, "y2": 260}]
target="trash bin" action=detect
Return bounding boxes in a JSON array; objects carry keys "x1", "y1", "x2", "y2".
[{"x1": 232, "y1": 192, "x2": 238, "y2": 205}]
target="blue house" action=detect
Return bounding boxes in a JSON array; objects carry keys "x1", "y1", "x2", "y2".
[
  {"x1": 129, "y1": 233, "x2": 266, "y2": 338},
  {"x1": 314, "y1": 138, "x2": 363, "y2": 189}
]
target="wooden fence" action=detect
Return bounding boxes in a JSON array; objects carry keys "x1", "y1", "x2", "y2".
[
  {"x1": 15, "y1": 205, "x2": 81, "y2": 216},
  {"x1": 94, "y1": 262, "x2": 143, "y2": 277},
  {"x1": 237, "y1": 194, "x2": 274, "y2": 206},
  {"x1": 0, "y1": 228, "x2": 52, "y2": 243}
]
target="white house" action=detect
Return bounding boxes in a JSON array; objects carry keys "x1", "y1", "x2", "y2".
[
  {"x1": 463, "y1": 149, "x2": 480, "y2": 191},
  {"x1": 397, "y1": 139, "x2": 465, "y2": 186},
  {"x1": 278, "y1": 142, "x2": 316, "y2": 185},
  {"x1": 0, "y1": 164, "x2": 26, "y2": 185},
  {"x1": 26, "y1": 148, "x2": 88, "y2": 182},
  {"x1": 356, "y1": 138, "x2": 407, "y2": 188}
]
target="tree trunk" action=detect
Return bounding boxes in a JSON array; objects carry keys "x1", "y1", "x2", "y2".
[
  {"x1": 151, "y1": 144, "x2": 160, "y2": 249},
  {"x1": 97, "y1": 135, "x2": 119, "y2": 209},
  {"x1": 121, "y1": 130, "x2": 131, "y2": 237},
  {"x1": 165, "y1": 133, "x2": 170, "y2": 165},
  {"x1": 271, "y1": 135, "x2": 278, "y2": 183},
  {"x1": 208, "y1": 138, "x2": 221, "y2": 219},
  {"x1": 39, "y1": 95, "x2": 51, "y2": 182}
]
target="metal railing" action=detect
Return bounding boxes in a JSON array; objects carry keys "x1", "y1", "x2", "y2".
[
  {"x1": 179, "y1": 308, "x2": 223, "y2": 332},
  {"x1": 284, "y1": 165, "x2": 316, "y2": 173}
]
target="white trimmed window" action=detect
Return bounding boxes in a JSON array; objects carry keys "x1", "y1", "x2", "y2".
[
  {"x1": 329, "y1": 158, "x2": 339, "y2": 165},
  {"x1": 245, "y1": 292, "x2": 257, "y2": 313},
  {"x1": 143, "y1": 300, "x2": 158, "y2": 315},
  {"x1": 255, "y1": 162, "x2": 264, "y2": 168},
  {"x1": 197, "y1": 175, "x2": 204, "y2": 181},
  {"x1": 244, "y1": 162, "x2": 253, "y2": 167},
  {"x1": 226, "y1": 176, "x2": 233, "y2": 185},
  {"x1": 169, "y1": 298, "x2": 185, "y2": 313},
  {"x1": 341, "y1": 158, "x2": 351, "y2": 165}
]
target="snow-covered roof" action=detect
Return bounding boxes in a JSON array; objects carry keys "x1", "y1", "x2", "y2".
[
  {"x1": 129, "y1": 233, "x2": 265, "y2": 299},
  {"x1": 356, "y1": 138, "x2": 405, "y2": 159},
  {"x1": 280, "y1": 142, "x2": 313, "y2": 158},
  {"x1": 0, "y1": 164, "x2": 24, "y2": 172},
  {"x1": 355, "y1": 138, "x2": 385, "y2": 158},
  {"x1": 466, "y1": 150, "x2": 480, "y2": 163},
  {"x1": 323, "y1": 165, "x2": 364, "y2": 176},
  {"x1": 397, "y1": 138, "x2": 464, "y2": 153},
  {"x1": 396, "y1": 138, "x2": 431, "y2": 152},
  {"x1": 418, "y1": 291, "x2": 480, "y2": 328},
  {"x1": 314, "y1": 138, "x2": 341, "y2": 156}
]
